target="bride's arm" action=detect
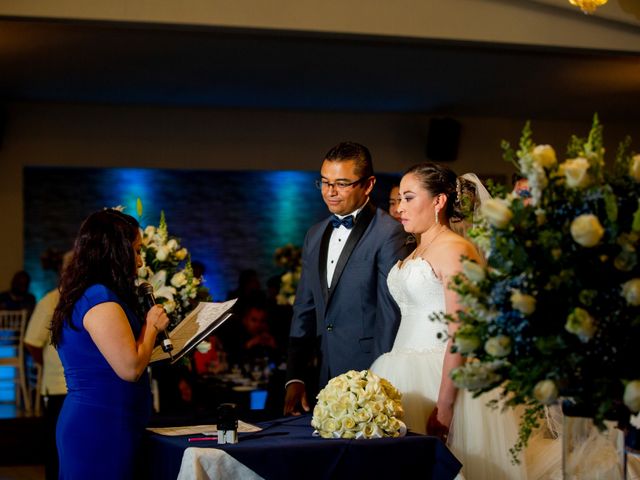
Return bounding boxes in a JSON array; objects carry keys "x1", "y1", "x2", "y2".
[{"x1": 430, "y1": 239, "x2": 482, "y2": 434}]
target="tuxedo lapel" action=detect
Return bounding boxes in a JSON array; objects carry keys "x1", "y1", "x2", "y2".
[
  {"x1": 318, "y1": 221, "x2": 333, "y2": 303},
  {"x1": 327, "y1": 202, "x2": 376, "y2": 304}
]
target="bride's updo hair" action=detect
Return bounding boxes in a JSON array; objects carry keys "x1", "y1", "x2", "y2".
[{"x1": 404, "y1": 162, "x2": 477, "y2": 223}]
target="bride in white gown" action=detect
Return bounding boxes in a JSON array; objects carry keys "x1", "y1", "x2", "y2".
[{"x1": 370, "y1": 163, "x2": 530, "y2": 479}]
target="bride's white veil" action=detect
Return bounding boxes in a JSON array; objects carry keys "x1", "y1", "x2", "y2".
[
  {"x1": 460, "y1": 173, "x2": 492, "y2": 207},
  {"x1": 450, "y1": 172, "x2": 491, "y2": 239}
]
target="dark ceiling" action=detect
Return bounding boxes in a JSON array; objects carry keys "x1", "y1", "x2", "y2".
[{"x1": 1, "y1": 17, "x2": 639, "y2": 121}]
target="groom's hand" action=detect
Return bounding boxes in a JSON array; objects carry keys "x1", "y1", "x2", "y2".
[{"x1": 284, "y1": 382, "x2": 309, "y2": 416}]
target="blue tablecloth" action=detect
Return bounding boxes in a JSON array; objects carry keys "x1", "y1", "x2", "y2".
[{"x1": 145, "y1": 414, "x2": 462, "y2": 479}]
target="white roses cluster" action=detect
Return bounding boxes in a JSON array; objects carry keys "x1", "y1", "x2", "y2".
[{"x1": 311, "y1": 370, "x2": 406, "y2": 439}]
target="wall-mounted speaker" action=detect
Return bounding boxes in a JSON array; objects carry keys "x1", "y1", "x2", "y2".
[{"x1": 426, "y1": 117, "x2": 461, "y2": 162}]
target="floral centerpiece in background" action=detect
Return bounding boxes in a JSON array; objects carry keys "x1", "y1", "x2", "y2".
[
  {"x1": 311, "y1": 369, "x2": 405, "y2": 439},
  {"x1": 435, "y1": 115, "x2": 640, "y2": 463},
  {"x1": 136, "y1": 206, "x2": 210, "y2": 329},
  {"x1": 273, "y1": 243, "x2": 302, "y2": 306}
]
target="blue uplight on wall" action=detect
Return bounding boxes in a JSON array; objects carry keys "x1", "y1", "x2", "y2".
[
  {"x1": 24, "y1": 167, "x2": 398, "y2": 303},
  {"x1": 103, "y1": 168, "x2": 157, "y2": 223}
]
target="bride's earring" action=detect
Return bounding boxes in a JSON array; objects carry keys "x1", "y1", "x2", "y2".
[{"x1": 435, "y1": 205, "x2": 440, "y2": 225}]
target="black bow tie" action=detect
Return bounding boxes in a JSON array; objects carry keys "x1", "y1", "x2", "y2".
[{"x1": 330, "y1": 214, "x2": 355, "y2": 229}]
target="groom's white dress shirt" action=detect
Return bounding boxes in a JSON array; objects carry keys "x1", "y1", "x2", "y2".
[{"x1": 326, "y1": 202, "x2": 366, "y2": 286}]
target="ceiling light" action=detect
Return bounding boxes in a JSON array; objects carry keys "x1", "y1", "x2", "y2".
[{"x1": 568, "y1": 0, "x2": 608, "y2": 14}]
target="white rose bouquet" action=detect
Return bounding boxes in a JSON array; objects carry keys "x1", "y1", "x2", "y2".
[
  {"x1": 432, "y1": 115, "x2": 640, "y2": 459},
  {"x1": 311, "y1": 369, "x2": 406, "y2": 439},
  {"x1": 136, "y1": 208, "x2": 211, "y2": 328}
]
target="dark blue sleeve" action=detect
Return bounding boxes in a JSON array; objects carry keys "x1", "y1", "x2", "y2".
[{"x1": 71, "y1": 284, "x2": 121, "y2": 329}]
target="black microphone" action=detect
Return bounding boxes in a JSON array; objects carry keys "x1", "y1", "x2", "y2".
[{"x1": 138, "y1": 282, "x2": 173, "y2": 354}]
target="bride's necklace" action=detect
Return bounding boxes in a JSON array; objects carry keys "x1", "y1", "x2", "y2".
[{"x1": 409, "y1": 225, "x2": 447, "y2": 260}]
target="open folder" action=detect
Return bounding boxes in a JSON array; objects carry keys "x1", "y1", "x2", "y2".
[{"x1": 150, "y1": 298, "x2": 237, "y2": 364}]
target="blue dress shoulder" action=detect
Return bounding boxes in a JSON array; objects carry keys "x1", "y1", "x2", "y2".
[{"x1": 56, "y1": 284, "x2": 151, "y2": 480}]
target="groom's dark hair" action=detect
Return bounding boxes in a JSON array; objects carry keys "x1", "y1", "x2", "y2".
[{"x1": 324, "y1": 142, "x2": 374, "y2": 179}]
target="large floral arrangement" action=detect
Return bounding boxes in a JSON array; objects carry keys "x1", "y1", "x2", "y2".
[
  {"x1": 435, "y1": 115, "x2": 640, "y2": 459},
  {"x1": 311, "y1": 369, "x2": 406, "y2": 439},
  {"x1": 273, "y1": 243, "x2": 302, "y2": 305},
  {"x1": 136, "y1": 209, "x2": 210, "y2": 328}
]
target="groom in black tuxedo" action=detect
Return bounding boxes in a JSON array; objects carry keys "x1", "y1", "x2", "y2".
[{"x1": 284, "y1": 141, "x2": 409, "y2": 415}]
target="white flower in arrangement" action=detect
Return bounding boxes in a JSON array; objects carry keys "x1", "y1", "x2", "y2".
[
  {"x1": 453, "y1": 325, "x2": 481, "y2": 354},
  {"x1": 166, "y1": 239, "x2": 178, "y2": 251},
  {"x1": 517, "y1": 147, "x2": 550, "y2": 207},
  {"x1": 450, "y1": 360, "x2": 505, "y2": 391},
  {"x1": 484, "y1": 335, "x2": 511, "y2": 358},
  {"x1": 461, "y1": 259, "x2": 485, "y2": 284},
  {"x1": 621, "y1": 278, "x2": 640, "y2": 306},
  {"x1": 560, "y1": 157, "x2": 592, "y2": 189},
  {"x1": 565, "y1": 307, "x2": 596, "y2": 343},
  {"x1": 155, "y1": 245, "x2": 170, "y2": 262},
  {"x1": 171, "y1": 272, "x2": 188, "y2": 288},
  {"x1": 148, "y1": 270, "x2": 177, "y2": 302},
  {"x1": 480, "y1": 198, "x2": 513, "y2": 229},
  {"x1": 136, "y1": 208, "x2": 210, "y2": 328},
  {"x1": 144, "y1": 225, "x2": 156, "y2": 239},
  {"x1": 533, "y1": 380, "x2": 558, "y2": 405},
  {"x1": 629, "y1": 154, "x2": 640, "y2": 182},
  {"x1": 311, "y1": 370, "x2": 405, "y2": 440},
  {"x1": 510, "y1": 290, "x2": 536, "y2": 315},
  {"x1": 137, "y1": 266, "x2": 149, "y2": 279},
  {"x1": 570, "y1": 213, "x2": 605, "y2": 248},
  {"x1": 532, "y1": 144, "x2": 557, "y2": 169},
  {"x1": 625, "y1": 381, "x2": 640, "y2": 413},
  {"x1": 162, "y1": 300, "x2": 177, "y2": 314}
]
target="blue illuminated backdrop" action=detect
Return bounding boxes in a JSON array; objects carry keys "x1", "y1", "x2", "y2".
[{"x1": 24, "y1": 167, "x2": 400, "y2": 301}]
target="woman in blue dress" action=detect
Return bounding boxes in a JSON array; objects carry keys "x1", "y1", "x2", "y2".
[{"x1": 51, "y1": 208, "x2": 169, "y2": 479}]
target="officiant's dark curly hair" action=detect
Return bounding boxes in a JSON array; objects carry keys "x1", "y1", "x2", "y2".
[
  {"x1": 405, "y1": 162, "x2": 477, "y2": 223},
  {"x1": 51, "y1": 209, "x2": 141, "y2": 347}
]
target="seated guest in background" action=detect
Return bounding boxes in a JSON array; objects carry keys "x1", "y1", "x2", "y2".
[
  {"x1": 218, "y1": 299, "x2": 280, "y2": 371},
  {"x1": 51, "y1": 209, "x2": 170, "y2": 480},
  {"x1": 191, "y1": 260, "x2": 205, "y2": 281},
  {"x1": 227, "y1": 269, "x2": 264, "y2": 302},
  {"x1": 265, "y1": 274, "x2": 293, "y2": 361},
  {"x1": 0, "y1": 270, "x2": 36, "y2": 316},
  {"x1": 24, "y1": 250, "x2": 73, "y2": 480},
  {"x1": 512, "y1": 172, "x2": 531, "y2": 202},
  {"x1": 388, "y1": 184, "x2": 402, "y2": 221},
  {"x1": 193, "y1": 334, "x2": 226, "y2": 375},
  {"x1": 389, "y1": 183, "x2": 418, "y2": 246}
]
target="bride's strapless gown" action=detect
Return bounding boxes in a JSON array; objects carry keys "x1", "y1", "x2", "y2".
[{"x1": 370, "y1": 258, "x2": 532, "y2": 480}]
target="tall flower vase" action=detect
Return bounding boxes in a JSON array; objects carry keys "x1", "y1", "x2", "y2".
[{"x1": 562, "y1": 401, "x2": 626, "y2": 480}]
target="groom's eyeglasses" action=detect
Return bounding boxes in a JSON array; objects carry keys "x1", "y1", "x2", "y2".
[{"x1": 315, "y1": 177, "x2": 365, "y2": 191}]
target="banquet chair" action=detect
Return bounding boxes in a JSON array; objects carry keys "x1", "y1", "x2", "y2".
[{"x1": 0, "y1": 309, "x2": 32, "y2": 414}]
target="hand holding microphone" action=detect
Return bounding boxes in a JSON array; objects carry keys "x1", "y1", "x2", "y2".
[{"x1": 138, "y1": 283, "x2": 173, "y2": 353}]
